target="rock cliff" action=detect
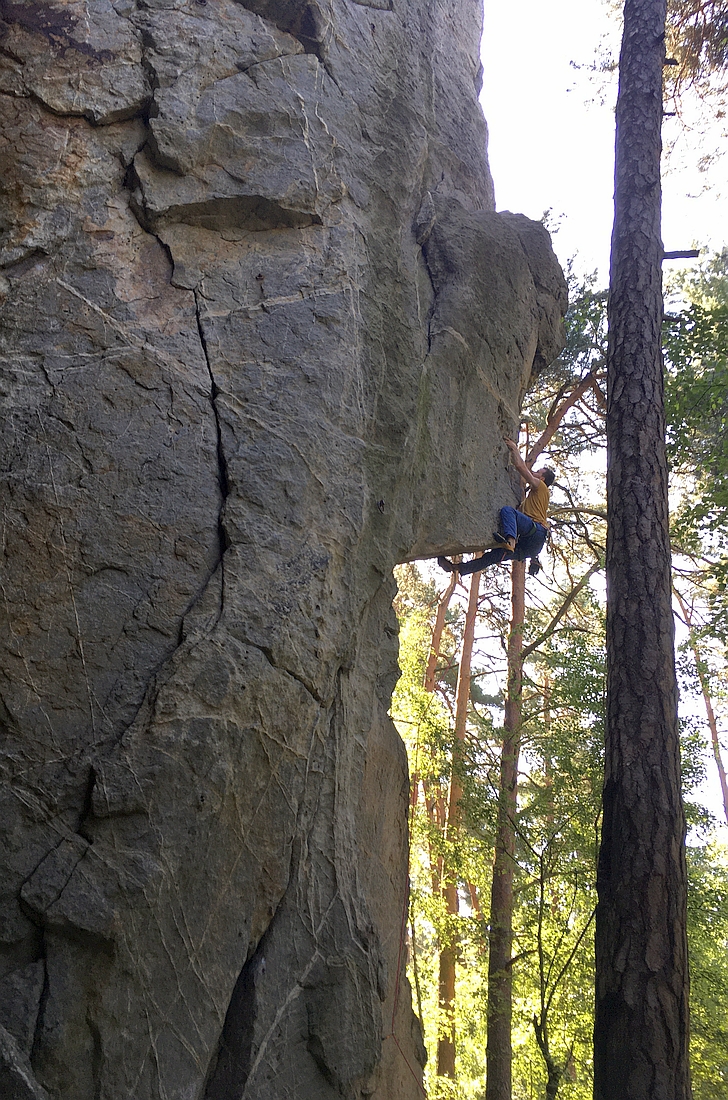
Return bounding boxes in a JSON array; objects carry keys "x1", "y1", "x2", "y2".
[{"x1": 0, "y1": 1, "x2": 566, "y2": 1097}]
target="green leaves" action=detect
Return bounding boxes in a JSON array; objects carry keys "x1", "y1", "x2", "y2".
[
  {"x1": 686, "y1": 843, "x2": 728, "y2": 1099},
  {"x1": 665, "y1": 295, "x2": 728, "y2": 546}
]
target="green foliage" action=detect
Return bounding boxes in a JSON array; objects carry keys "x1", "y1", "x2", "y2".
[
  {"x1": 663, "y1": 252, "x2": 728, "y2": 1094},
  {"x1": 391, "y1": 565, "x2": 496, "y2": 1097},
  {"x1": 666, "y1": 1, "x2": 728, "y2": 96},
  {"x1": 393, "y1": 560, "x2": 607, "y2": 1100},
  {"x1": 679, "y1": 715, "x2": 716, "y2": 835},
  {"x1": 665, "y1": 252, "x2": 728, "y2": 648},
  {"x1": 686, "y1": 842, "x2": 728, "y2": 1099},
  {"x1": 664, "y1": 256, "x2": 728, "y2": 550},
  {"x1": 510, "y1": 611, "x2": 605, "y2": 1100}
]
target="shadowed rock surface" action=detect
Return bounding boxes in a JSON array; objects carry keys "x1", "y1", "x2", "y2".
[{"x1": 0, "y1": 1, "x2": 566, "y2": 1097}]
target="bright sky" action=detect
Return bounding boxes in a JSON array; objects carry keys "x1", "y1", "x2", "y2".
[
  {"x1": 480, "y1": 0, "x2": 728, "y2": 283},
  {"x1": 479, "y1": 0, "x2": 728, "y2": 833}
]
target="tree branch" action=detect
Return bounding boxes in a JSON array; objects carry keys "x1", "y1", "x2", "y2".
[
  {"x1": 522, "y1": 563, "x2": 601, "y2": 659},
  {"x1": 527, "y1": 371, "x2": 598, "y2": 465}
]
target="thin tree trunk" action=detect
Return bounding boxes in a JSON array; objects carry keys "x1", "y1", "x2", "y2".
[
  {"x1": 541, "y1": 673, "x2": 559, "y2": 920},
  {"x1": 533, "y1": 1007, "x2": 565, "y2": 1100},
  {"x1": 421, "y1": 579, "x2": 459, "y2": 897},
  {"x1": 596, "y1": 1, "x2": 691, "y2": 1096},
  {"x1": 543, "y1": 672, "x2": 554, "y2": 832},
  {"x1": 485, "y1": 559, "x2": 525, "y2": 1100},
  {"x1": 425, "y1": 569, "x2": 458, "y2": 692},
  {"x1": 410, "y1": 917, "x2": 425, "y2": 1026},
  {"x1": 422, "y1": 781, "x2": 441, "y2": 895},
  {"x1": 437, "y1": 885, "x2": 458, "y2": 1080},
  {"x1": 674, "y1": 588, "x2": 728, "y2": 825},
  {"x1": 481, "y1": 382, "x2": 600, "y2": 1100},
  {"x1": 437, "y1": 567, "x2": 481, "y2": 1078}
]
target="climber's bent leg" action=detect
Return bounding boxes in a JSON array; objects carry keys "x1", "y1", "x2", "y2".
[{"x1": 499, "y1": 506, "x2": 519, "y2": 541}]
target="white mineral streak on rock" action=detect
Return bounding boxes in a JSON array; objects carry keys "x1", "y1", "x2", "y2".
[{"x1": 0, "y1": 1, "x2": 566, "y2": 1097}]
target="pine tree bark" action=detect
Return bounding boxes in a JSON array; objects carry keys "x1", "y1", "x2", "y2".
[
  {"x1": 595, "y1": 1, "x2": 691, "y2": 1096},
  {"x1": 485, "y1": 559, "x2": 525, "y2": 1100}
]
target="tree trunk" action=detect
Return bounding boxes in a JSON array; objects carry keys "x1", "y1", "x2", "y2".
[
  {"x1": 595, "y1": 1, "x2": 691, "y2": 1097},
  {"x1": 425, "y1": 569, "x2": 458, "y2": 692},
  {"x1": 422, "y1": 578, "x2": 459, "y2": 897},
  {"x1": 437, "y1": 568, "x2": 481, "y2": 1078},
  {"x1": 482, "y1": 384, "x2": 600, "y2": 1100},
  {"x1": 485, "y1": 559, "x2": 525, "y2": 1100},
  {"x1": 437, "y1": 886, "x2": 458, "y2": 1080},
  {"x1": 533, "y1": 1010, "x2": 565, "y2": 1100}
]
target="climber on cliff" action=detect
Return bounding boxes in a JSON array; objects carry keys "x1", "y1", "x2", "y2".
[{"x1": 437, "y1": 438, "x2": 555, "y2": 577}]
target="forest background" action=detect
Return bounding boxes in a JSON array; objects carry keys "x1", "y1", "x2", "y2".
[{"x1": 390, "y1": 2, "x2": 728, "y2": 1098}]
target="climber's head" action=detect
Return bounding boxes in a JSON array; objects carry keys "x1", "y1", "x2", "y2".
[{"x1": 535, "y1": 467, "x2": 556, "y2": 487}]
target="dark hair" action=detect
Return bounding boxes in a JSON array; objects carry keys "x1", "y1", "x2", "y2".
[{"x1": 542, "y1": 467, "x2": 556, "y2": 487}]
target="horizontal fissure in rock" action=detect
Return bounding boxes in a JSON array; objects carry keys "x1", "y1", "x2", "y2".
[{"x1": 161, "y1": 195, "x2": 323, "y2": 233}]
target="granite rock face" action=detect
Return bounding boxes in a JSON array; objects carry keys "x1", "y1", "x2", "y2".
[{"x1": 0, "y1": 1, "x2": 567, "y2": 1097}]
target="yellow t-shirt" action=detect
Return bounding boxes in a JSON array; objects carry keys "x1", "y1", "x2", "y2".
[{"x1": 520, "y1": 479, "x2": 550, "y2": 527}]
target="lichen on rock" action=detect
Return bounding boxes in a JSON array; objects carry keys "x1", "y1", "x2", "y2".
[{"x1": 0, "y1": 1, "x2": 566, "y2": 1097}]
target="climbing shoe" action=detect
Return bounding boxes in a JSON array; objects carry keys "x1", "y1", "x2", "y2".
[
  {"x1": 528, "y1": 557, "x2": 542, "y2": 577},
  {"x1": 437, "y1": 556, "x2": 456, "y2": 573},
  {"x1": 492, "y1": 533, "x2": 516, "y2": 553}
]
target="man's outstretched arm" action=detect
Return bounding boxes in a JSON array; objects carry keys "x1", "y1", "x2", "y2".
[{"x1": 504, "y1": 438, "x2": 540, "y2": 488}]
